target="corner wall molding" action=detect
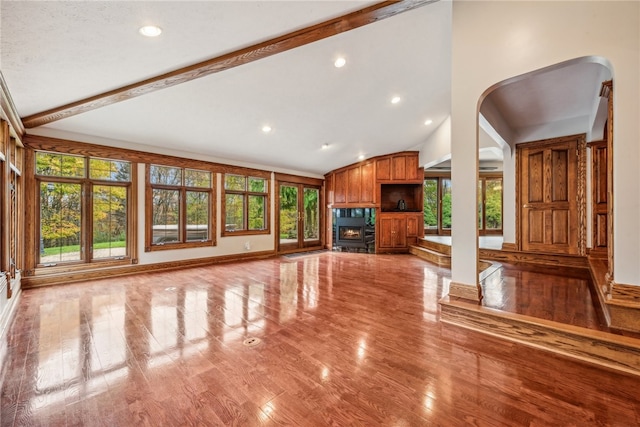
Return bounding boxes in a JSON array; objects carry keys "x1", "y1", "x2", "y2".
[{"x1": 0, "y1": 71, "x2": 25, "y2": 140}]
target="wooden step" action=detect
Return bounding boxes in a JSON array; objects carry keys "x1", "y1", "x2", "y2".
[
  {"x1": 417, "y1": 238, "x2": 451, "y2": 255},
  {"x1": 409, "y1": 245, "x2": 450, "y2": 267},
  {"x1": 440, "y1": 297, "x2": 640, "y2": 377}
]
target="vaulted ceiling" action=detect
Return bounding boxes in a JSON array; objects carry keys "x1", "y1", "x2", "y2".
[
  {"x1": 1, "y1": 1, "x2": 609, "y2": 177},
  {"x1": 1, "y1": 0, "x2": 451, "y2": 176}
]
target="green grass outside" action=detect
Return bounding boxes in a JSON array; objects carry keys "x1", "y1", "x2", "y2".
[{"x1": 43, "y1": 240, "x2": 125, "y2": 256}]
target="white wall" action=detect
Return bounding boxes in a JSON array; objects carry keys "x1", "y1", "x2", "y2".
[
  {"x1": 451, "y1": 1, "x2": 640, "y2": 287},
  {"x1": 137, "y1": 165, "x2": 277, "y2": 266},
  {"x1": 420, "y1": 115, "x2": 452, "y2": 168}
]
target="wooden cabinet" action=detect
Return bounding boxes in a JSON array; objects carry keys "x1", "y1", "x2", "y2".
[
  {"x1": 377, "y1": 212, "x2": 423, "y2": 252},
  {"x1": 378, "y1": 215, "x2": 407, "y2": 250},
  {"x1": 347, "y1": 166, "x2": 361, "y2": 203},
  {"x1": 360, "y1": 161, "x2": 375, "y2": 203},
  {"x1": 333, "y1": 170, "x2": 347, "y2": 204},
  {"x1": 377, "y1": 152, "x2": 421, "y2": 182},
  {"x1": 407, "y1": 214, "x2": 421, "y2": 239},
  {"x1": 327, "y1": 161, "x2": 376, "y2": 207}
]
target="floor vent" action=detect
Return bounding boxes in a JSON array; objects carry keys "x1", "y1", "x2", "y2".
[{"x1": 243, "y1": 337, "x2": 262, "y2": 347}]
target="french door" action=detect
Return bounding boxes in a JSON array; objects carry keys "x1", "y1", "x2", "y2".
[{"x1": 277, "y1": 181, "x2": 321, "y2": 253}]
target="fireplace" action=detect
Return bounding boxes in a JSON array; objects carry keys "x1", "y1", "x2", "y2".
[
  {"x1": 334, "y1": 212, "x2": 374, "y2": 250},
  {"x1": 337, "y1": 218, "x2": 365, "y2": 246}
]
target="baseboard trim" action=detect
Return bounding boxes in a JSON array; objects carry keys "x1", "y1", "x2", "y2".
[
  {"x1": 448, "y1": 282, "x2": 481, "y2": 302},
  {"x1": 608, "y1": 283, "x2": 640, "y2": 333},
  {"x1": 500, "y1": 242, "x2": 517, "y2": 251},
  {"x1": 0, "y1": 288, "x2": 21, "y2": 343},
  {"x1": 22, "y1": 250, "x2": 276, "y2": 288}
]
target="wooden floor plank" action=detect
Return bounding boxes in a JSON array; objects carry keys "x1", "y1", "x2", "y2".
[{"x1": 1, "y1": 252, "x2": 639, "y2": 426}]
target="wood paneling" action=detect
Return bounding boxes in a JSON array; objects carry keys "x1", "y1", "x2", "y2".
[
  {"x1": 333, "y1": 170, "x2": 347, "y2": 204},
  {"x1": 375, "y1": 157, "x2": 391, "y2": 180},
  {"x1": 590, "y1": 140, "x2": 609, "y2": 254},
  {"x1": 359, "y1": 161, "x2": 375, "y2": 203},
  {"x1": 391, "y1": 155, "x2": 406, "y2": 180},
  {"x1": 376, "y1": 152, "x2": 421, "y2": 182},
  {"x1": 346, "y1": 166, "x2": 361, "y2": 203}
]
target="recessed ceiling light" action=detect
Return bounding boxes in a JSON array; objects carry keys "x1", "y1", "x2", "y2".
[
  {"x1": 322, "y1": 143, "x2": 330, "y2": 150},
  {"x1": 262, "y1": 125, "x2": 272, "y2": 133},
  {"x1": 334, "y1": 57, "x2": 346, "y2": 68},
  {"x1": 358, "y1": 154, "x2": 365, "y2": 160},
  {"x1": 391, "y1": 96, "x2": 401, "y2": 104},
  {"x1": 424, "y1": 119, "x2": 433, "y2": 126},
  {"x1": 139, "y1": 25, "x2": 162, "y2": 37}
]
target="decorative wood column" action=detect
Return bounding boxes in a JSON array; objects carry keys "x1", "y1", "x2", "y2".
[{"x1": 601, "y1": 80, "x2": 614, "y2": 295}]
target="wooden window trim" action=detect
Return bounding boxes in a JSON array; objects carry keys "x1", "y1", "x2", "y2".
[
  {"x1": 221, "y1": 173, "x2": 271, "y2": 237},
  {"x1": 29, "y1": 151, "x2": 137, "y2": 273},
  {"x1": 145, "y1": 164, "x2": 216, "y2": 252}
]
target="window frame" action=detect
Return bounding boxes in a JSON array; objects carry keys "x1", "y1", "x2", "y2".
[
  {"x1": 221, "y1": 172, "x2": 270, "y2": 237},
  {"x1": 34, "y1": 151, "x2": 135, "y2": 268},
  {"x1": 423, "y1": 171, "x2": 503, "y2": 236},
  {"x1": 145, "y1": 164, "x2": 216, "y2": 251}
]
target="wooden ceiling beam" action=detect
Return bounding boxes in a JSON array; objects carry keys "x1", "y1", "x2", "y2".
[{"x1": 22, "y1": 0, "x2": 436, "y2": 129}]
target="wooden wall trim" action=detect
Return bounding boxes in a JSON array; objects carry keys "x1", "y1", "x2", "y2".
[
  {"x1": 609, "y1": 283, "x2": 640, "y2": 333},
  {"x1": 440, "y1": 297, "x2": 640, "y2": 377},
  {"x1": 274, "y1": 173, "x2": 323, "y2": 186},
  {"x1": 0, "y1": 72, "x2": 25, "y2": 139},
  {"x1": 577, "y1": 135, "x2": 587, "y2": 256},
  {"x1": 22, "y1": 250, "x2": 276, "y2": 288},
  {"x1": 448, "y1": 281, "x2": 482, "y2": 302},
  {"x1": 23, "y1": 134, "x2": 271, "y2": 176},
  {"x1": 327, "y1": 150, "x2": 419, "y2": 176},
  {"x1": 21, "y1": 1, "x2": 436, "y2": 128}
]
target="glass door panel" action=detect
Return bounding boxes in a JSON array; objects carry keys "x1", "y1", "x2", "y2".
[
  {"x1": 279, "y1": 183, "x2": 321, "y2": 252},
  {"x1": 279, "y1": 184, "x2": 299, "y2": 248},
  {"x1": 441, "y1": 179, "x2": 452, "y2": 232},
  {"x1": 303, "y1": 188, "x2": 319, "y2": 242}
]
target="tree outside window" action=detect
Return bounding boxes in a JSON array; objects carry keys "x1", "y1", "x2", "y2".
[
  {"x1": 223, "y1": 174, "x2": 269, "y2": 235},
  {"x1": 147, "y1": 165, "x2": 213, "y2": 249},
  {"x1": 36, "y1": 152, "x2": 131, "y2": 265}
]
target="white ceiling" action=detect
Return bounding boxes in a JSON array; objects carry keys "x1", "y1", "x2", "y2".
[
  {"x1": 1, "y1": 1, "x2": 609, "y2": 177},
  {"x1": 1, "y1": 0, "x2": 451, "y2": 176}
]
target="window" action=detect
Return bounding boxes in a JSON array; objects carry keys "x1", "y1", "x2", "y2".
[
  {"x1": 222, "y1": 173, "x2": 269, "y2": 235},
  {"x1": 146, "y1": 165, "x2": 214, "y2": 250},
  {"x1": 35, "y1": 152, "x2": 133, "y2": 266},
  {"x1": 479, "y1": 176, "x2": 503, "y2": 235},
  {"x1": 424, "y1": 174, "x2": 502, "y2": 236}
]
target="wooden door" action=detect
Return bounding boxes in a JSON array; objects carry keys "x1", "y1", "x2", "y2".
[{"x1": 517, "y1": 135, "x2": 585, "y2": 255}]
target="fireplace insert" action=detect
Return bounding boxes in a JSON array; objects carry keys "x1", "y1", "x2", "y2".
[{"x1": 335, "y1": 216, "x2": 373, "y2": 249}]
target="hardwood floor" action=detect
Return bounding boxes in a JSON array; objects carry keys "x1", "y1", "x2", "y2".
[{"x1": 2, "y1": 252, "x2": 639, "y2": 426}]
